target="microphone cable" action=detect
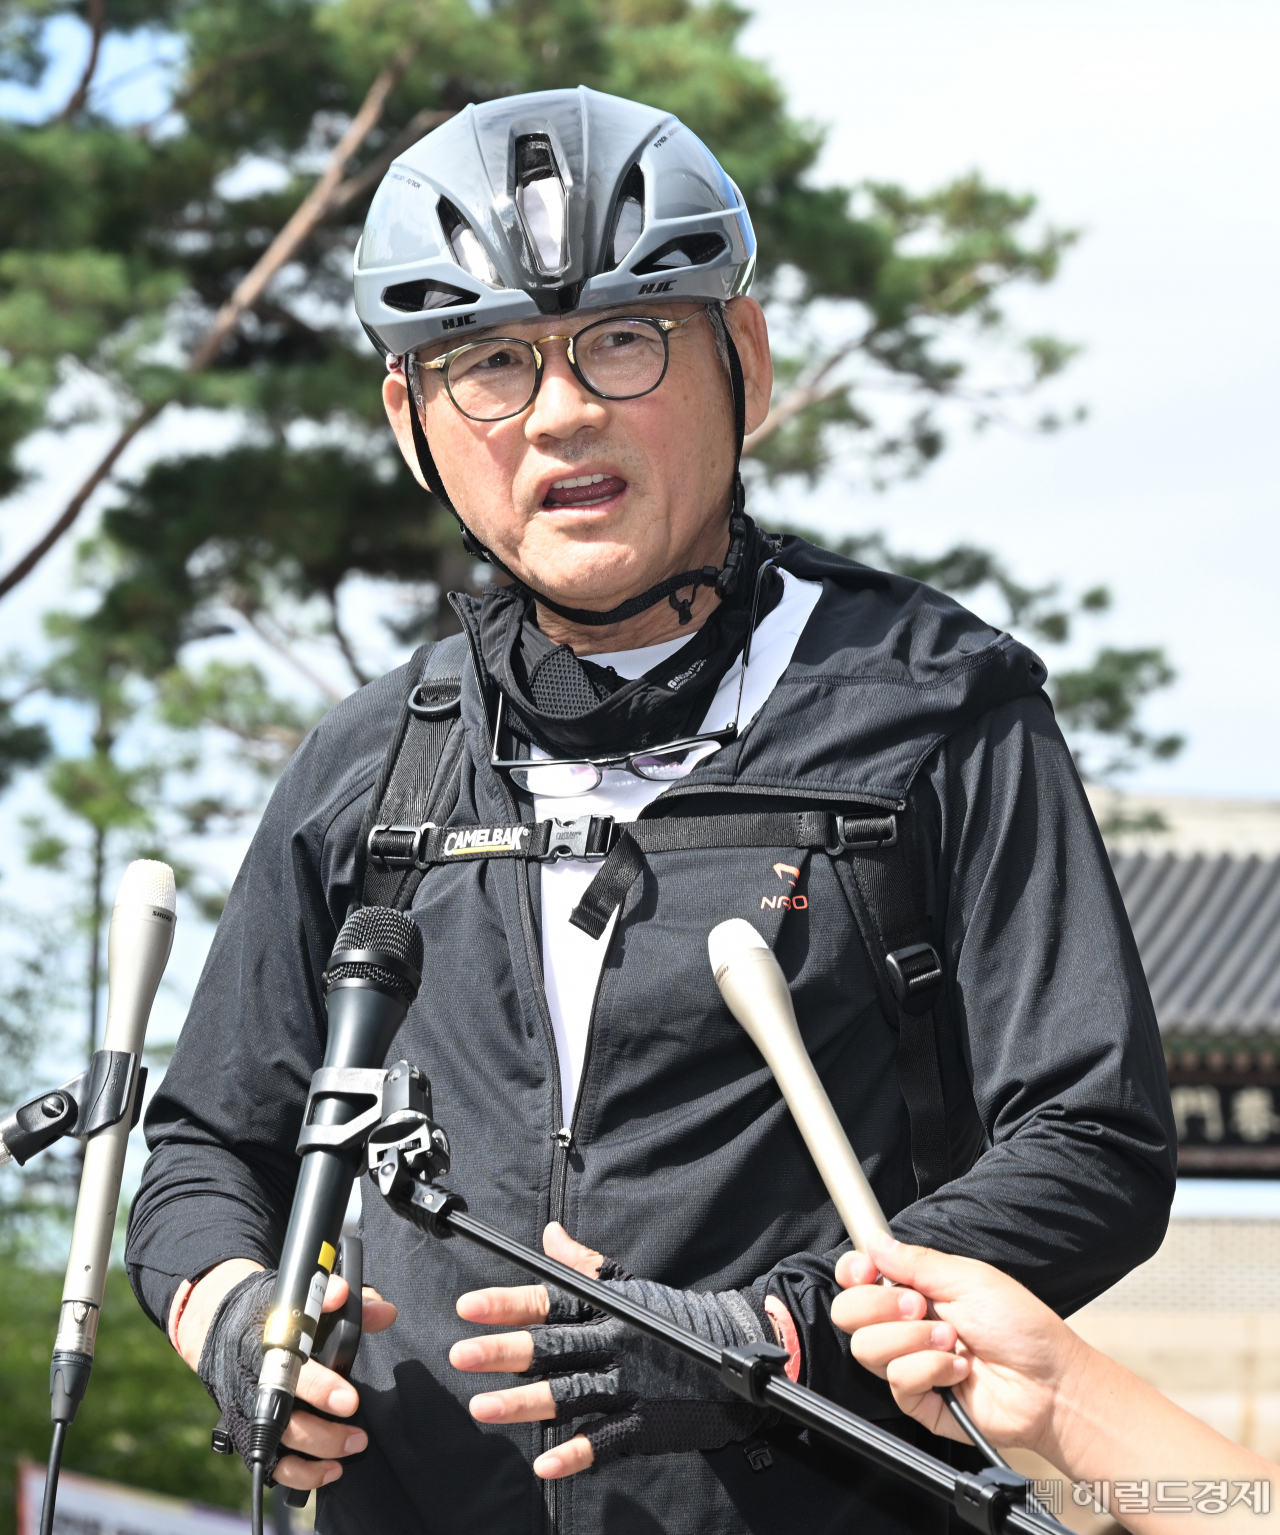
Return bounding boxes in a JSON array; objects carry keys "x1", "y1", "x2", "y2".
[
  {"x1": 37, "y1": 1422, "x2": 68, "y2": 1535},
  {"x1": 251, "y1": 1461, "x2": 267, "y2": 1535},
  {"x1": 938, "y1": 1386, "x2": 1010, "y2": 1470}
]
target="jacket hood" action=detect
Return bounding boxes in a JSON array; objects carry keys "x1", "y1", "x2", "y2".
[
  {"x1": 454, "y1": 535, "x2": 1050, "y2": 809},
  {"x1": 661, "y1": 535, "x2": 1051, "y2": 807}
]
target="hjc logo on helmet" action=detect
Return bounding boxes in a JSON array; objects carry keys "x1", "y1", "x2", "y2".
[
  {"x1": 638, "y1": 280, "x2": 677, "y2": 295},
  {"x1": 760, "y1": 862, "x2": 807, "y2": 911}
]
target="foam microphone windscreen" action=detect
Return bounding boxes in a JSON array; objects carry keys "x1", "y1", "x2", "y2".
[
  {"x1": 114, "y1": 857, "x2": 177, "y2": 915},
  {"x1": 325, "y1": 906, "x2": 424, "y2": 1003}
]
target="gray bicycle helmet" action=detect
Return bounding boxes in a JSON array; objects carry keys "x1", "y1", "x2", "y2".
[{"x1": 354, "y1": 86, "x2": 759, "y2": 626}]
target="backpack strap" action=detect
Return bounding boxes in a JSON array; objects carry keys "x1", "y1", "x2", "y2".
[
  {"x1": 832, "y1": 801, "x2": 951, "y2": 1200},
  {"x1": 356, "y1": 647, "x2": 950, "y2": 1197},
  {"x1": 366, "y1": 806, "x2": 898, "y2": 934},
  {"x1": 358, "y1": 634, "x2": 468, "y2": 911}
]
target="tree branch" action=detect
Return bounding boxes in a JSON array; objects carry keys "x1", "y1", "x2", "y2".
[
  {"x1": 329, "y1": 106, "x2": 454, "y2": 210},
  {"x1": 0, "y1": 402, "x2": 159, "y2": 601},
  {"x1": 0, "y1": 47, "x2": 418, "y2": 603},
  {"x1": 55, "y1": 0, "x2": 106, "y2": 124},
  {"x1": 187, "y1": 44, "x2": 417, "y2": 372},
  {"x1": 227, "y1": 598, "x2": 345, "y2": 704},
  {"x1": 742, "y1": 338, "x2": 862, "y2": 456},
  {"x1": 327, "y1": 594, "x2": 370, "y2": 689}
]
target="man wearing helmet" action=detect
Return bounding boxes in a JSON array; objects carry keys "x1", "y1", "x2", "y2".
[{"x1": 128, "y1": 88, "x2": 1175, "y2": 1535}]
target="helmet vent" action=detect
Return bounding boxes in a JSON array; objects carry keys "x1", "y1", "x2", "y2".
[
  {"x1": 514, "y1": 133, "x2": 566, "y2": 274},
  {"x1": 438, "y1": 197, "x2": 501, "y2": 287},
  {"x1": 606, "y1": 164, "x2": 645, "y2": 270},
  {"x1": 632, "y1": 232, "x2": 729, "y2": 276},
  {"x1": 382, "y1": 278, "x2": 481, "y2": 313}
]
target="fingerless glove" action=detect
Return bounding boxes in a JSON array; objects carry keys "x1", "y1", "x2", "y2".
[{"x1": 528, "y1": 1268, "x2": 776, "y2": 1467}]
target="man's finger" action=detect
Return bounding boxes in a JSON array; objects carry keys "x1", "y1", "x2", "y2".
[
  {"x1": 846, "y1": 1320, "x2": 956, "y2": 1374},
  {"x1": 867, "y1": 1236, "x2": 983, "y2": 1307},
  {"x1": 533, "y1": 1434, "x2": 596, "y2": 1480},
  {"x1": 274, "y1": 1453, "x2": 343, "y2": 1491},
  {"x1": 281, "y1": 1406, "x2": 368, "y2": 1461},
  {"x1": 456, "y1": 1283, "x2": 550, "y2": 1325},
  {"x1": 296, "y1": 1357, "x2": 359, "y2": 1417},
  {"x1": 885, "y1": 1354, "x2": 974, "y2": 1444},
  {"x1": 468, "y1": 1381, "x2": 557, "y2": 1424},
  {"x1": 886, "y1": 1350, "x2": 971, "y2": 1402},
  {"x1": 834, "y1": 1250, "x2": 879, "y2": 1289},
  {"x1": 361, "y1": 1287, "x2": 397, "y2": 1334},
  {"x1": 320, "y1": 1274, "x2": 349, "y2": 1314},
  {"x1": 831, "y1": 1282, "x2": 926, "y2": 1337},
  {"x1": 449, "y1": 1330, "x2": 535, "y2": 1374},
  {"x1": 542, "y1": 1221, "x2": 605, "y2": 1278}
]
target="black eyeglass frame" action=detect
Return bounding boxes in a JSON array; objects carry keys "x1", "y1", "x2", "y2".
[
  {"x1": 487, "y1": 556, "x2": 778, "y2": 796},
  {"x1": 409, "y1": 308, "x2": 710, "y2": 423}
]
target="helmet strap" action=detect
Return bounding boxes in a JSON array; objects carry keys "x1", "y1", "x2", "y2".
[{"x1": 402, "y1": 307, "x2": 752, "y2": 625}]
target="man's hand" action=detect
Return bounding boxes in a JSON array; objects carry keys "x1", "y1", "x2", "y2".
[
  {"x1": 830, "y1": 1236, "x2": 1086, "y2": 1461},
  {"x1": 451, "y1": 1222, "x2": 777, "y2": 1480},
  {"x1": 170, "y1": 1259, "x2": 396, "y2": 1490},
  {"x1": 450, "y1": 1221, "x2": 607, "y2": 1480}
]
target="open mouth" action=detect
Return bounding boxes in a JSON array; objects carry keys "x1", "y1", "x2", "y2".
[{"x1": 541, "y1": 473, "x2": 628, "y2": 509}]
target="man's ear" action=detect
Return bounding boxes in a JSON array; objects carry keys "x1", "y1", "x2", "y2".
[
  {"x1": 725, "y1": 297, "x2": 773, "y2": 438},
  {"x1": 383, "y1": 369, "x2": 431, "y2": 492}
]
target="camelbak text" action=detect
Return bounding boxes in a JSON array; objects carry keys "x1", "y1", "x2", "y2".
[{"x1": 444, "y1": 826, "x2": 530, "y2": 857}]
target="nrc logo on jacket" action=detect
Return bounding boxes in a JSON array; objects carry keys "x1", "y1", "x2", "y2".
[{"x1": 443, "y1": 825, "x2": 530, "y2": 857}]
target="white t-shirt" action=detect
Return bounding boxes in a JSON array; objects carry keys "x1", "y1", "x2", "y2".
[{"x1": 535, "y1": 568, "x2": 824, "y2": 1125}]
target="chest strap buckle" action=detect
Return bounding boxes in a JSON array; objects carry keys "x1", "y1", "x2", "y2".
[{"x1": 546, "y1": 815, "x2": 615, "y2": 862}]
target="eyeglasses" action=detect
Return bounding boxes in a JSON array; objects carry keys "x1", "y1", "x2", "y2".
[
  {"x1": 488, "y1": 558, "x2": 776, "y2": 798},
  {"x1": 410, "y1": 309, "x2": 708, "y2": 423}
]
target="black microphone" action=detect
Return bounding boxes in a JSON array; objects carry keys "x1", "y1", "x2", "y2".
[{"x1": 248, "y1": 905, "x2": 424, "y2": 1472}]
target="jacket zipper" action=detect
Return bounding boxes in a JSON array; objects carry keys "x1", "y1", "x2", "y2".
[
  {"x1": 458, "y1": 628, "x2": 569, "y2": 1535},
  {"x1": 540, "y1": 912, "x2": 618, "y2": 1533}
]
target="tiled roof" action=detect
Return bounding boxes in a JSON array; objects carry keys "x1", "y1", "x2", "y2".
[{"x1": 1112, "y1": 852, "x2": 1280, "y2": 1038}]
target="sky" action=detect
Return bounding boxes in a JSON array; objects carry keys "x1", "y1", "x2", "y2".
[
  {"x1": 739, "y1": 0, "x2": 1280, "y2": 798},
  {"x1": 2, "y1": 0, "x2": 1278, "y2": 801},
  {"x1": 2, "y1": 3, "x2": 1278, "y2": 801},
  {"x1": 1, "y1": 5, "x2": 1279, "y2": 1216}
]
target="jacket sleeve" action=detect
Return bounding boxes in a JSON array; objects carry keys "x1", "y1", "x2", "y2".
[
  {"x1": 751, "y1": 694, "x2": 1176, "y2": 1411},
  {"x1": 124, "y1": 672, "x2": 403, "y2": 1330}
]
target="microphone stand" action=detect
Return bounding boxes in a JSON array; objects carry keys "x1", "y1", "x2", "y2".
[
  {"x1": 0, "y1": 1053, "x2": 148, "y2": 1534},
  {"x1": 364, "y1": 1074, "x2": 1070, "y2": 1535}
]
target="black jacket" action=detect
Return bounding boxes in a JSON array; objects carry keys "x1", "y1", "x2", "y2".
[{"x1": 126, "y1": 540, "x2": 1176, "y2": 1535}]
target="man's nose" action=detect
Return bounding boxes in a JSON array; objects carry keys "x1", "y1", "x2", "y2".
[{"x1": 524, "y1": 345, "x2": 607, "y2": 441}]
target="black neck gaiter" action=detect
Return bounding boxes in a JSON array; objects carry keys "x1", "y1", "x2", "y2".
[{"x1": 477, "y1": 519, "x2": 783, "y2": 759}]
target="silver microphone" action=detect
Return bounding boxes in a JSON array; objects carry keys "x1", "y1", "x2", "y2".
[
  {"x1": 708, "y1": 918, "x2": 892, "y2": 1255},
  {"x1": 709, "y1": 917, "x2": 1007, "y2": 1464},
  {"x1": 52, "y1": 860, "x2": 176, "y2": 1419}
]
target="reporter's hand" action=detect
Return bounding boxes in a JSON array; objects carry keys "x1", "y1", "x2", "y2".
[
  {"x1": 170, "y1": 1260, "x2": 396, "y2": 1490},
  {"x1": 450, "y1": 1221, "x2": 607, "y2": 1481},
  {"x1": 831, "y1": 1236, "x2": 1088, "y2": 1460}
]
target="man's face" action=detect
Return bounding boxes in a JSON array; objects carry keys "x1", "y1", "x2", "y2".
[{"x1": 383, "y1": 297, "x2": 772, "y2": 616}]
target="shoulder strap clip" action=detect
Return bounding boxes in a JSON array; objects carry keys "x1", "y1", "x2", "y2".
[
  {"x1": 885, "y1": 941, "x2": 944, "y2": 1017},
  {"x1": 407, "y1": 681, "x2": 462, "y2": 720},
  {"x1": 829, "y1": 811, "x2": 897, "y2": 854}
]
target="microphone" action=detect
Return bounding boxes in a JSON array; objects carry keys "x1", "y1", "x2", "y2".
[
  {"x1": 708, "y1": 918, "x2": 1008, "y2": 1467},
  {"x1": 708, "y1": 919, "x2": 892, "y2": 1255},
  {"x1": 248, "y1": 905, "x2": 424, "y2": 1473},
  {"x1": 51, "y1": 859, "x2": 177, "y2": 1425}
]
